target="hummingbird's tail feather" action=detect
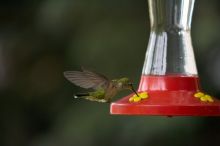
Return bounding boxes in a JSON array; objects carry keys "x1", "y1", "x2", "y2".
[
  {"x1": 74, "y1": 93, "x2": 90, "y2": 98},
  {"x1": 74, "y1": 93, "x2": 108, "y2": 103}
]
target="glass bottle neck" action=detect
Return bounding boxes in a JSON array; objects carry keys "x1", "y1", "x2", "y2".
[
  {"x1": 143, "y1": 0, "x2": 197, "y2": 76},
  {"x1": 149, "y1": 0, "x2": 195, "y2": 32}
]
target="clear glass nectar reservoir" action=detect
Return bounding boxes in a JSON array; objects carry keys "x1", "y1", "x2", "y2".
[{"x1": 142, "y1": 0, "x2": 197, "y2": 75}]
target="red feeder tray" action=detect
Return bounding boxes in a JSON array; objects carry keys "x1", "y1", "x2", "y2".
[{"x1": 110, "y1": 75, "x2": 220, "y2": 116}]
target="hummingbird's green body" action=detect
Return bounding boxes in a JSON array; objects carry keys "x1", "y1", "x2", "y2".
[{"x1": 64, "y1": 68, "x2": 138, "y2": 103}]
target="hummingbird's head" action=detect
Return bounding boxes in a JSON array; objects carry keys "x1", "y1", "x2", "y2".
[
  {"x1": 116, "y1": 77, "x2": 139, "y2": 96},
  {"x1": 116, "y1": 77, "x2": 131, "y2": 89}
]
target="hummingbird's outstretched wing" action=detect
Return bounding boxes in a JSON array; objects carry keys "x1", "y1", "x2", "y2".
[{"x1": 64, "y1": 68, "x2": 109, "y2": 90}]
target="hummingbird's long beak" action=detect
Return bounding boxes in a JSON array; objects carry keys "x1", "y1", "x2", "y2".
[{"x1": 130, "y1": 84, "x2": 139, "y2": 97}]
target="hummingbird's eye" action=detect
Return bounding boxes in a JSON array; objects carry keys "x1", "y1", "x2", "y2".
[{"x1": 128, "y1": 83, "x2": 133, "y2": 86}]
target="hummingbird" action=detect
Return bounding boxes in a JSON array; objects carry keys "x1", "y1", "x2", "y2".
[{"x1": 63, "y1": 67, "x2": 139, "y2": 103}]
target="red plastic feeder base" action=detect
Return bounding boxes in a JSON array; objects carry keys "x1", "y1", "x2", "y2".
[{"x1": 110, "y1": 75, "x2": 220, "y2": 116}]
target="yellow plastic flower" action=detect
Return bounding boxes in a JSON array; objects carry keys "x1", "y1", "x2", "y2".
[
  {"x1": 129, "y1": 92, "x2": 149, "y2": 102},
  {"x1": 194, "y1": 91, "x2": 214, "y2": 103},
  {"x1": 139, "y1": 92, "x2": 149, "y2": 99},
  {"x1": 133, "y1": 96, "x2": 141, "y2": 102},
  {"x1": 194, "y1": 92, "x2": 204, "y2": 98}
]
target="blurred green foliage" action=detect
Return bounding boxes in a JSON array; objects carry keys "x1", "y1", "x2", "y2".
[{"x1": 1, "y1": 0, "x2": 220, "y2": 146}]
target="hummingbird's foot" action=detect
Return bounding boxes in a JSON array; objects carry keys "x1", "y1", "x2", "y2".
[
  {"x1": 129, "y1": 92, "x2": 149, "y2": 102},
  {"x1": 194, "y1": 91, "x2": 214, "y2": 102}
]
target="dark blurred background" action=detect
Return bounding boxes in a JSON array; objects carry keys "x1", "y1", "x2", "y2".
[{"x1": 1, "y1": 0, "x2": 220, "y2": 146}]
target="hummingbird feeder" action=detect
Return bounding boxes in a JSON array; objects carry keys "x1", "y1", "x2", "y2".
[{"x1": 110, "y1": 0, "x2": 220, "y2": 116}]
